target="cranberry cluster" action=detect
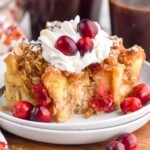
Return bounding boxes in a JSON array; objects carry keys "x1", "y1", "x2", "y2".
[
  {"x1": 13, "y1": 101, "x2": 52, "y2": 122},
  {"x1": 121, "y1": 83, "x2": 150, "y2": 114},
  {"x1": 89, "y1": 94, "x2": 113, "y2": 113},
  {"x1": 12, "y1": 82, "x2": 150, "y2": 123},
  {"x1": 106, "y1": 133, "x2": 137, "y2": 150},
  {"x1": 55, "y1": 19, "x2": 98, "y2": 56},
  {"x1": 12, "y1": 84, "x2": 52, "y2": 123},
  {"x1": 88, "y1": 83, "x2": 150, "y2": 114}
]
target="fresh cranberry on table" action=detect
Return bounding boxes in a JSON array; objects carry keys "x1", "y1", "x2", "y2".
[
  {"x1": 77, "y1": 37, "x2": 94, "y2": 56},
  {"x1": 77, "y1": 19, "x2": 98, "y2": 38},
  {"x1": 88, "y1": 94, "x2": 113, "y2": 112},
  {"x1": 55, "y1": 35, "x2": 77, "y2": 56},
  {"x1": 116, "y1": 133, "x2": 137, "y2": 150},
  {"x1": 12, "y1": 101, "x2": 33, "y2": 120},
  {"x1": 120, "y1": 97, "x2": 142, "y2": 114},
  {"x1": 130, "y1": 83, "x2": 150, "y2": 105},
  {"x1": 30, "y1": 105, "x2": 52, "y2": 122},
  {"x1": 32, "y1": 84, "x2": 50, "y2": 105},
  {"x1": 106, "y1": 141, "x2": 125, "y2": 150}
]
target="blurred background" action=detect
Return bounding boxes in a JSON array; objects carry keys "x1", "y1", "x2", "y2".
[{"x1": 0, "y1": 0, "x2": 110, "y2": 39}]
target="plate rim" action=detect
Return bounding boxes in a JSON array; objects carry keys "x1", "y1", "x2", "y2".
[
  {"x1": 0, "y1": 112, "x2": 150, "y2": 133},
  {"x1": 0, "y1": 102, "x2": 150, "y2": 127},
  {"x1": 0, "y1": 112, "x2": 149, "y2": 145}
]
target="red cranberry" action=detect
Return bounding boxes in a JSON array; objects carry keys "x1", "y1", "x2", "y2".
[
  {"x1": 120, "y1": 97, "x2": 142, "y2": 114},
  {"x1": 12, "y1": 101, "x2": 33, "y2": 120},
  {"x1": 106, "y1": 141, "x2": 125, "y2": 150},
  {"x1": 0, "y1": 142, "x2": 7, "y2": 148},
  {"x1": 77, "y1": 19, "x2": 98, "y2": 38},
  {"x1": 77, "y1": 37, "x2": 94, "y2": 56},
  {"x1": 30, "y1": 105, "x2": 52, "y2": 122},
  {"x1": 130, "y1": 83, "x2": 150, "y2": 105},
  {"x1": 32, "y1": 84, "x2": 50, "y2": 105},
  {"x1": 88, "y1": 94, "x2": 113, "y2": 112},
  {"x1": 116, "y1": 133, "x2": 137, "y2": 150},
  {"x1": 55, "y1": 35, "x2": 77, "y2": 56},
  {"x1": 105, "y1": 103, "x2": 115, "y2": 113},
  {"x1": 88, "y1": 63, "x2": 101, "y2": 74}
]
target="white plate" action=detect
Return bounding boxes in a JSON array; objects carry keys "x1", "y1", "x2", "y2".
[
  {"x1": 0, "y1": 113, "x2": 150, "y2": 145},
  {"x1": 0, "y1": 58, "x2": 150, "y2": 130}
]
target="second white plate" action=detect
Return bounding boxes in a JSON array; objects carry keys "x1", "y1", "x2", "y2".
[{"x1": 0, "y1": 112, "x2": 150, "y2": 145}]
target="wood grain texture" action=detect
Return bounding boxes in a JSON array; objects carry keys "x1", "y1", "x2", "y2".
[{"x1": 2, "y1": 121, "x2": 150, "y2": 150}]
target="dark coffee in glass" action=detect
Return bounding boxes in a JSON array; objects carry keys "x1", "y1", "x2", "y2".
[
  {"x1": 27, "y1": 0, "x2": 102, "y2": 39},
  {"x1": 109, "y1": 0, "x2": 150, "y2": 61}
]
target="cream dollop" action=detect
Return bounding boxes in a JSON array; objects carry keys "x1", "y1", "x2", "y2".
[{"x1": 38, "y1": 16, "x2": 113, "y2": 73}]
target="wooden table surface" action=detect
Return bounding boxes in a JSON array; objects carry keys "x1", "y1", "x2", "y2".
[{"x1": 1, "y1": 121, "x2": 150, "y2": 150}]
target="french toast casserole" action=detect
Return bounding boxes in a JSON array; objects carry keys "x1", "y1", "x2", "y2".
[{"x1": 4, "y1": 16, "x2": 145, "y2": 122}]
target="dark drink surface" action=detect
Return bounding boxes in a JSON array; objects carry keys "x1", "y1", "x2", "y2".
[
  {"x1": 28, "y1": 0, "x2": 102, "y2": 40},
  {"x1": 109, "y1": 0, "x2": 150, "y2": 61}
]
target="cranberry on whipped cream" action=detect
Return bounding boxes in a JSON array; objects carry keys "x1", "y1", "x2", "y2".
[{"x1": 38, "y1": 16, "x2": 113, "y2": 73}]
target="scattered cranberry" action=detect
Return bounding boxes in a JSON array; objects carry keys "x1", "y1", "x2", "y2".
[
  {"x1": 32, "y1": 84, "x2": 50, "y2": 105},
  {"x1": 116, "y1": 133, "x2": 137, "y2": 150},
  {"x1": 120, "y1": 97, "x2": 142, "y2": 114},
  {"x1": 88, "y1": 94, "x2": 113, "y2": 112},
  {"x1": 88, "y1": 63, "x2": 101, "y2": 74},
  {"x1": 12, "y1": 101, "x2": 33, "y2": 120},
  {"x1": 105, "y1": 103, "x2": 115, "y2": 113},
  {"x1": 77, "y1": 19, "x2": 98, "y2": 38},
  {"x1": 55, "y1": 35, "x2": 77, "y2": 56},
  {"x1": 77, "y1": 37, "x2": 94, "y2": 56},
  {"x1": 30, "y1": 105, "x2": 52, "y2": 122},
  {"x1": 106, "y1": 141, "x2": 125, "y2": 150},
  {"x1": 130, "y1": 83, "x2": 150, "y2": 105}
]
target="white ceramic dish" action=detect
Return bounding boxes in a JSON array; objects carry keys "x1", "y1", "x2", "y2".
[
  {"x1": 0, "y1": 61, "x2": 150, "y2": 130},
  {"x1": 0, "y1": 113, "x2": 150, "y2": 145}
]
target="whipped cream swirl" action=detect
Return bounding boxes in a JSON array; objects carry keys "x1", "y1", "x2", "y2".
[{"x1": 38, "y1": 16, "x2": 113, "y2": 73}]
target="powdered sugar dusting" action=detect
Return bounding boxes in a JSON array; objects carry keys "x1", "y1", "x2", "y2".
[{"x1": 29, "y1": 40, "x2": 41, "y2": 52}]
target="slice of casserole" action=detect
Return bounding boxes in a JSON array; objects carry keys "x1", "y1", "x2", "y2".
[{"x1": 4, "y1": 17, "x2": 145, "y2": 122}]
